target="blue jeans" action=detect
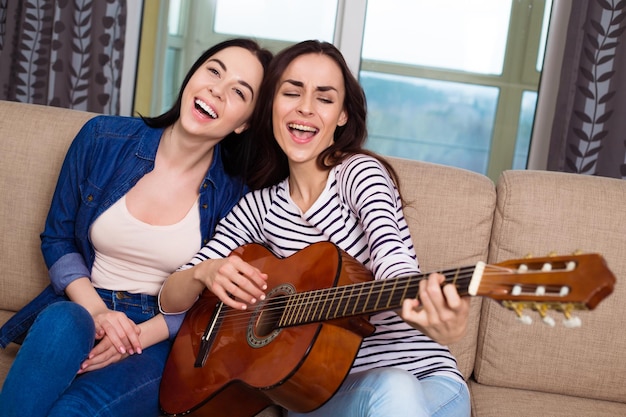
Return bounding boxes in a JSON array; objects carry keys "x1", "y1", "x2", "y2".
[
  {"x1": 288, "y1": 368, "x2": 470, "y2": 417},
  {"x1": 0, "y1": 289, "x2": 171, "y2": 417}
]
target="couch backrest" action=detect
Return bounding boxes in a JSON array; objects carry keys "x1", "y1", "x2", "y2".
[
  {"x1": 476, "y1": 169, "x2": 626, "y2": 403},
  {"x1": 388, "y1": 157, "x2": 496, "y2": 380},
  {"x1": 0, "y1": 99, "x2": 500, "y2": 382},
  {"x1": 0, "y1": 100, "x2": 95, "y2": 311}
]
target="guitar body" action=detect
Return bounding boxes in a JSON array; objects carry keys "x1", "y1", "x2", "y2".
[
  {"x1": 160, "y1": 242, "x2": 376, "y2": 416},
  {"x1": 160, "y1": 243, "x2": 617, "y2": 417}
]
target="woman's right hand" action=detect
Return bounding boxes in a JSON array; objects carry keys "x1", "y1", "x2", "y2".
[
  {"x1": 64, "y1": 278, "x2": 142, "y2": 355},
  {"x1": 193, "y1": 255, "x2": 268, "y2": 310},
  {"x1": 91, "y1": 308, "x2": 142, "y2": 355}
]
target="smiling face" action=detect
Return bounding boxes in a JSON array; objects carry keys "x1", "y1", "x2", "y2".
[
  {"x1": 179, "y1": 46, "x2": 265, "y2": 142},
  {"x1": 272, "y1": 53, "x2": 348, "y2": 168}
]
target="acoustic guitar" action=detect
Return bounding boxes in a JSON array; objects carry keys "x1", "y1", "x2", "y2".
[{"x1": 159, "y1": 241, "x2": 615, "y2": 417}]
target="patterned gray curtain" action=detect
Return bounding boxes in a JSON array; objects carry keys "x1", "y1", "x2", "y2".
[
  {"x1": 0, "y1": 0, "x2": 127, "y2": 114},
  {"x1": 547, "y1": 0, "x2": 626, "y2": 179}
]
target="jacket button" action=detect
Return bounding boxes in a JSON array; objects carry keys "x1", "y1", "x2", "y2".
[
  {"x1": 202, "y1": 204, "x2": 208, "y2": 209},
  {"x1": 87, "y1": 195, "x2": 93, "y2": 202}
]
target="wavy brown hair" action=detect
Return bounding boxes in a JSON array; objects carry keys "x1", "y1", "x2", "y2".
[
  {"x1": 141, "y1": 38, "x2": 273, "y2": 180},
  {"x1": 247, "y1": 40, "x2": 401, "y2": 192}
]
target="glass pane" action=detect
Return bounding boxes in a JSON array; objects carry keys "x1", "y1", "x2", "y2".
[
  {"x1": 362, "y1": 0, "x2": 512, "y2": 75},
  {"x1": 361, "y1": 72, "x2": 498, "y2": 174},
  {"x1": 214, "y1": 0, "x2": 338, "y2": 43},
  {"x1": 162, "y1": 48, "x2": 182, "y2": 114},
  {"x1": 512, "y1": 91, "x2": 538, "y2": 169},
  {"x1": 168, "y1": 0, "x2": 184, "y2": 36},
  {"x1": 537, "y1": 0, "x2": 553, "y2": 71}
]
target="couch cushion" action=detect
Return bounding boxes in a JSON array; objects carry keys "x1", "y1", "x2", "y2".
[
  {"x1": 469, "y1": 382, "x2": 626, "y2": 417},
  {"x1": 475, "y1": 169, "x2": 626, "y2": 403},
  {"x1": 388, "y1": 157, "x2": 496, "y2": 380},
  {"x1": 0, "y1": 101, "x2": 95, "y2": 312}
]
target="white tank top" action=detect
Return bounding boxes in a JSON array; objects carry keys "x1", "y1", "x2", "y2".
[{"x1": 90, "y1": 195, "x2": 201, "y2": 296}]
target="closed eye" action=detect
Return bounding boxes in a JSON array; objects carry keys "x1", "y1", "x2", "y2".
[
  {"x1": 233, "y1": 88, "x2": 246, "y2": 100},
  {"x1": 208, "y1": 66, "x2": 220, "y2": 77}
]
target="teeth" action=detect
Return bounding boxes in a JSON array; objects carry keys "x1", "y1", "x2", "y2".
[
  {"x1": 288, "y1": 123, "x2": 317, "y2": 132},
  {"x1": 195, "y1": 99, "x2": 217, "y2": 119}
]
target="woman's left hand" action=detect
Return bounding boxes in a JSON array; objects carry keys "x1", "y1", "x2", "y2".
[
  {"x1": 400, "y1": 272, "x2": 470, "y2": 345},
  {"x1": 78, "y1": 314, "x2": 169, "y2": 374},
  {"x1": 78, "y1": 335, "x2": 129, "y2": 374}
]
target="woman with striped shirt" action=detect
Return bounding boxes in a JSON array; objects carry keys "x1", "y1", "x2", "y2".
[{"x1": 160, "y1": 40, "x2": 470, "y2": 417}]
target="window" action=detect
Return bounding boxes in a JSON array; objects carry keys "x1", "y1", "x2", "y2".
[
  {"x1": 362, "y1": 73, "x2": 499, "y2": 174},
  {"x1": 136, "y1": 0, "x2": 552, "y2": 180},
  {"x1": 214, "y1": 0, "x2": 338, "y2": 42},
  {"x1": 359, "y1": 0, "x2": 550, "y2": 178}
]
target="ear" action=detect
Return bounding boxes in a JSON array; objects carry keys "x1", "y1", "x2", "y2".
[
  {"x1": 234, "y1": 121, "x2": 249, "y2": 134},
  {"x1": 337, "y1": 109, "x2": 348, "y2": 127}
]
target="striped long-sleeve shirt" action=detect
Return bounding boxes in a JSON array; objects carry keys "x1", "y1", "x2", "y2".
[{"x1": 180, "y1": 153, "x2": 463, "y2": 383}]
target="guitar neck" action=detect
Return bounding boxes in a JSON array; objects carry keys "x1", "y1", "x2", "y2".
[{"x1": 275, "y1": 265, "x2": 478, "y2": 328}]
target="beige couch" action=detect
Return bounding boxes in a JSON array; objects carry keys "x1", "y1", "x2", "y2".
[{"x1": 1, "y1": 100, "x2": 624, "y2": 416}]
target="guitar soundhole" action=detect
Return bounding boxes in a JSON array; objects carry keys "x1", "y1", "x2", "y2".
[{"x1": 247, "y1": 283, "x2": 295, "y2": 348}]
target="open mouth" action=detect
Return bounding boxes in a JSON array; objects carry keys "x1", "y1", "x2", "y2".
[
  {"x1": 195, "y1": 99, "x2": 217, "y2": 119},
  {"x1": 288, "y1": 123, "x2": 318, "y2": 140}
]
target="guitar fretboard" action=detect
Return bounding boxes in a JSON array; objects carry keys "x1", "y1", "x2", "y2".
[{"x1": 273, "y1": 266, "x2": 477, "y2": 328}]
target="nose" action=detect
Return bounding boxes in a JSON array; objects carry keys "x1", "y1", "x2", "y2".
[
  {"x1": 296, "y1": 93, "x2": 314, "y2": 116},
  {"x1": 209, "y1": 82, "x2": 224, "y2": 100}
]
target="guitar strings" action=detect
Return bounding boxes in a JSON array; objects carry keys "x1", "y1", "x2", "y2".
[
  {"x1": 202, "y1": 265, "x2": 561, "y2": 329},
  {"x1": 203, "y1": 273, "x2": 467, "y2": 331},
  {"x1": 198, "y1": 265, "x2": 515, "y2": 332}
]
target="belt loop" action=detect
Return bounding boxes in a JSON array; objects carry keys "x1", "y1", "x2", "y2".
[
  {"x1": 141, "y1": 293, "x2": 154, "y2": 310},
  {"x1": 96, "y1": 288, "x2": 116, "y2": 309}
]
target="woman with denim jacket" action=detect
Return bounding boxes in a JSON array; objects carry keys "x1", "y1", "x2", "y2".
[{"x1": 0, "y1": 38, "x2": 272, "y2": 417}]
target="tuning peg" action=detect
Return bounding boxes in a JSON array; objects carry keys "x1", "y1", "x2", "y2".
[
  {"x1": 534, "y1": 304, "x2": 556, "y2": 327},
  {"x1": 563, "y1": 317, "x2": 582, "y2": 328},
  {"x1": 562, "y1": 307, "x2": 582, "y2": 328},
  {"x1": 572, "y1": 249, "x2": 583, "y2": 255},
  {"x1": 508, "y1": 302, "x2": 533, "y2": 325},
  {"x1": 547, "y1": 251, "x2": 557, "y2": 257},
  {"x1": 524, "y1": 253, "x2": 533, "y2": 259}
]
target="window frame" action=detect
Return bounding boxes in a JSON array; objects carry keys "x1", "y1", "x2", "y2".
[{"x1": 135, "y1": 0, "x2": 550, "y2": 181}]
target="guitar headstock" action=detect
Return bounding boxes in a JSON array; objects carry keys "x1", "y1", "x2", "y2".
[{"x1": 469, "y1": 253, "x2": 616, "y2": 327}]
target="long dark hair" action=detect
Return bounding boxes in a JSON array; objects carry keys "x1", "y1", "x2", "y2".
[
  {"x1": 142, "y1": 38, "x2": 273, "y2": 179},
  {"x1": 247, "y1": 40, "x2": 401, "y2": 191}
]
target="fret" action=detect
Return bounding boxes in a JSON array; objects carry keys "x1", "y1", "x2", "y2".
[
  {"x1": 279, "y1": 293, "x2": 294, "y2": 327},
  {"x1": 334, "y1": 285, "x2": 348, "y2": 319},
  {"x1": 387, "y1": 279, "x2": 399, "y2": 309},
  {"x1": 351, "y1": 283, "x2": 364, "y2": 315},
  {"x1": 302, "y1": 291, "x2": 312, "y2": 324},
  {"x1": 399, "y1": 276, "x2": 411, "y2": 305},
  {"x1": 373, "y1": 279, "x2": 386, "y2": 311},
  {"x1": 326, "y1": 286, "x2": 342, "y2": 320},
  {"x1": 311, "y1": 288, "x2": 324, "y2": 322},
  {"x1": 452, "y1": 268, "x2": 460, "y2": 286},
  {"x1": 311, "y1": 288, "x2": 325, "y2": 322},
  {"x1": 292, "y1": 291, "x2": 306, "y2": 326},
  {"x1": 362, "y1": 282, "x2": 375, "y2": 314},
  {"x1": 341, "y1": 285, "x2": 356, "y2": 317}
]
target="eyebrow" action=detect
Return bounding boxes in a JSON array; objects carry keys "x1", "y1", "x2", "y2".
[
  {"x1": 283, "y1": 79, "x2": 339, "y2": 93},
  {"x1": 208, "y1": 58, "x2": 255, "y2": 99}
]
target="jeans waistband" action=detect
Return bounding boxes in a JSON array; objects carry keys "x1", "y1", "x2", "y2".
[{"x1": 95, "y1": 288, "x2": 158, "y2": 308}]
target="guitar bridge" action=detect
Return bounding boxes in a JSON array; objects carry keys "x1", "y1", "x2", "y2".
[{"x1": 194, "y1": 302, "x2": 225, "y2": 367}]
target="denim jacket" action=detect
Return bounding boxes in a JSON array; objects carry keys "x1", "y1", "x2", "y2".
[{"x1": 0, "y1": 115, "x2": 246, "y2": 345}]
